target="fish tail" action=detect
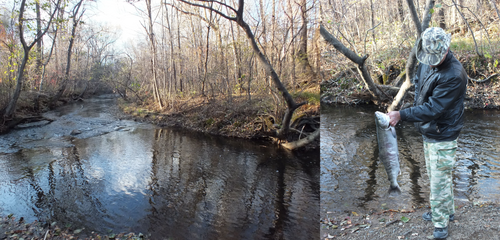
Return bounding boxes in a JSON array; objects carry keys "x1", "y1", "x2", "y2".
[{"x1": 388, "y1": 184, "x2": 402, "y2": 195}]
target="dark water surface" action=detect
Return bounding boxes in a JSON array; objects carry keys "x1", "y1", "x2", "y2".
[
  {"x1": 321, "y1": 105, "x2": 500, "y2": 217},
  {"x1": 0, "y1": 96, "x2": 319, "y2": 239}
]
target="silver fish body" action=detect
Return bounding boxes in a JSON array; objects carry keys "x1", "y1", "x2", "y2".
[{"x1": 375, "y1": 111, "x2": 401, "y2": 194}]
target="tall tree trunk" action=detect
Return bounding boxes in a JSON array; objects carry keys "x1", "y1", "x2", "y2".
[
  {"x1": 437, "y1": 0, "x2": 446, "y2": 29},
  {"x1": 397, "y1": 0, "x2": 405, "y2": 21},
  {"x1": 177, "y1": 10, "x2": 183, "y2": 93},
  {"x1": 230, "y1": 22, "x2": 243, "y2": 94},
  {"x1": 40, "y1": 23, "x2": 58, "y2": 91},
  {"x1": 146, "y1": 0, "x2": 163, "y2": 109},
  {"x1": 51, "y1": 0, "x2": 85, "y2": 105},
  {"x1": 288, "y1": 0, "x2": 296, "y2": 88},
  {"x1": 4, "y1": 0, "x2": 60, "y2": 118},
  {"x1": 202, "y1": 6, "x2": 213, "y2": 97},
  {"x1": 297, "y1": 0, "x2": 314, "y2": 77},
  {"x1": 164, "y1": 3, "x2": 177, "y2": 107},
  {"x1": 369, "y1": 0, "x2": 377, "y2": 52},
  {"x1": 35, "y1": 1, "x2": 42, "y2": 89}
]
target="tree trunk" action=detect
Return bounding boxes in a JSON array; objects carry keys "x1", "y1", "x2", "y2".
[
  {"x1": 437, "y1": 0, "x2": 446, "y2": 29},
  {"x1": 237, "y1": 16, "x2": 304, "y2": 137},
  {"x1": 388, "y1": 0, "x2": 435, "y2": 112},
  {"x1": 164, "y1": 3, "x2": 176, "y2": 107},
  {"x1": 5, "y1": 51, "x2": 30, "y2": 118},
  {"x1": 320, "y1": 25, "x2": 389, "y2": 102},
  {"x1": 177, "y1": 10, "x2": 183, "y2": 93},
  {"x1": 4, "y1": 0, "x2": 59, "y2": 118},
  {"x1": 491, "y1": 0, "x2": 500, "y2": 21},
  {"x1": 369, "y1": 0, "x2": 377, "y2": 52},
  {"x1": 177, "y1": 0, "x2": 310, "y2": 141},
  {"x1": 397, "y1": 0, "x2": 405, "y2": 21},
  {"x1": 203, "y1": 19, "x2": 211, "y2": 97},
  {"x1": 35, "y1": 1, "x2": 42, "y2": 90},
  {"x1": 297, "y1": 0, "x2": 314, "y2": 77},
  {"x1": 147, "y1": 0, "x2": 163, "y2": 109},
  {"x1": 230, "y1": 22, "x2": 243, "y2": 94},
  {"x1": 51, "y1": 0, "x2": 84, "y2": 105},
  {"x1": 288, "y1": 0, "x2": 296, "y2": 88}
]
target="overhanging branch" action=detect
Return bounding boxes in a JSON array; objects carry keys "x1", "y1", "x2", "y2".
[{"x1": 177, "y1": 0, "x2": 236, "y2": 21}]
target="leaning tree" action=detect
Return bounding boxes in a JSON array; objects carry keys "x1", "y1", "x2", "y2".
[
  {"x1": 320, "y1": 0, "x2": 437, "y2": 111},
  {"x1": 177, "y1": 0, "x2": 319, "y2": 149}
]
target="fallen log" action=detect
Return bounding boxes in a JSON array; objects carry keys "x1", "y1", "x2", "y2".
[{"x1": 281, "y1": 128, "x2": 320, "y2": 150}]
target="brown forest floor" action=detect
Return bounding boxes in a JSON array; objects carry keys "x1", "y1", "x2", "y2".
[{"x1": 320, "y1": 202, "x2": 500, "y2": 240}]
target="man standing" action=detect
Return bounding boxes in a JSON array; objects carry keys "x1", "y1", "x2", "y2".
[{"x1": 387, "y1": 27, "x2": 467, "y2": 239}]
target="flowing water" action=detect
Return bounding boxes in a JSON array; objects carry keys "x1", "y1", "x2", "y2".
[
  {"x1": 321, "y1": 105, "x2": 500, "y2": 217},
  {"x1": 0, "y1": 95, "x2": 320, "y2": 239}
]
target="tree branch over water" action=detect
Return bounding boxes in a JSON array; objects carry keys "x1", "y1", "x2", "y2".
[
  {"x1": 320, "y1": 24, "x2": 388, "y2": 102},
  {"x1": 176, "y1": 0, "x2": 316, "y2": 146}
]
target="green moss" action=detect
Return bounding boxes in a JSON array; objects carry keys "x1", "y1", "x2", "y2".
[
  {"x1": 205, "y1": 118, "x2": 215, "y2": 126},
  {"x1": 292, "y1": 91, "x2": 320, "y2": 105}
]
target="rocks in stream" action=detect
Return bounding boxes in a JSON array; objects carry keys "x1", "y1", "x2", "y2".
[{"x1": 70, "y1": 130, "x2": 82, "y2": 136}]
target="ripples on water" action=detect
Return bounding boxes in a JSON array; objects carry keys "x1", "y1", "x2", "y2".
[
  {"x1": 321, "y1": 106, "x2": 500, "y2": 217},
  {"x1": 0, "y1": 97, "x2": 319, "y2": 239}
]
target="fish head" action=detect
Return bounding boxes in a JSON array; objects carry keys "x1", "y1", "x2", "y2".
[{"x1": 375, "y1": 111, "x2": 390, "y2": 128}]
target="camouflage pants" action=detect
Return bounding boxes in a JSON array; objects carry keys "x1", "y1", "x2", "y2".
[{"x1": 424, "y1": 139, "x2": 457, "y2": 228}]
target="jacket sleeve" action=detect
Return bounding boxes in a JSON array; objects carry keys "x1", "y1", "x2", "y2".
[{"x1": 400, "y1": 73, "x2": 463, "y2": 123}]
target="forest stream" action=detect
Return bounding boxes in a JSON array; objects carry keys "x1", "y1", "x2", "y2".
[{"x1": 0, "y1": 95, "x2": 320, "y2": 239}]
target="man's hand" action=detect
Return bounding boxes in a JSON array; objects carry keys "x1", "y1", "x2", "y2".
[{"x1": 387, "y1": 111, "x2": 401, "y2": 127}]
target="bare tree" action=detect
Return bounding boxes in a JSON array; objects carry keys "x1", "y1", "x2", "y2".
[
  {"x1": 387, "y1": 0, "x2": 435, "y2": 112},
  {"x1": 177, "y1": 0, "x2": 316, "y2": 144},
  {"x1": 319, "y1": 0, "x2": 436, "y2": 109},
  {"x1": 297, "y1": 0, "x2": 314, "y2": 77},
  {"x1": 3, "y1": 0, "x2": 61, "y2": 118},
  {"x1": 51, "y1": 0, "x2": 86, "y2": 105}
]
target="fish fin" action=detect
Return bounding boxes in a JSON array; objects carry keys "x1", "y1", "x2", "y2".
[
  {"x1": 391, "y1": 127, "x2": 397, "y2": 138},
  {"x1": 388, "y1": 185, "x2": 402, "y2": 195}
]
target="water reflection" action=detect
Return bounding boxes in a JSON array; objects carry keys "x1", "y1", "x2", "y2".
[
  {"x1": 0, "y1": 126, "x2": 319, "y2": 239},
  {"x1": 321, "y1": 105, "x2": 500, "y2": 218}
]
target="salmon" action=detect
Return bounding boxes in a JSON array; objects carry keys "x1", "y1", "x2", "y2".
[{"x1": 375, "y1": 111, "x2": 401, "y2": 194}]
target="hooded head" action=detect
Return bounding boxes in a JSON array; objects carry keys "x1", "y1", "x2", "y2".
[{"x1": 416, "y1": 27, "x2": 451, "y2": 66}]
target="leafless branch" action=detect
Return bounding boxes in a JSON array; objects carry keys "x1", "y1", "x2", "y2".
[
  {"x1": 364, "y1": 22, "x2": 381, "y2": 54},
  {"x1": 177, "y1": 0, "x2": 236, "y2": 21}
]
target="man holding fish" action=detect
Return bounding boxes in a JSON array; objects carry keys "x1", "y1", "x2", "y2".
[{"x1": 387, "y1": 27, "x2": 467, "y2": 239}]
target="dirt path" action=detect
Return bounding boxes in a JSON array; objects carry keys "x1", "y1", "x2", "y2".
[{"x1": 321, "y1": 202, "x2": 500, "y2": 240}]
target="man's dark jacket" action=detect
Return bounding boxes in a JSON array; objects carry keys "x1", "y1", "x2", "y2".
[{"x1": 399, "y1": 51, "x2": 467, "y2": 142}]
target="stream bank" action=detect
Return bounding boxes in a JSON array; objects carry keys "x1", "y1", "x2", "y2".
[{"x1": 118, "y1": 92, "x2": 320, "y2": 149}]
